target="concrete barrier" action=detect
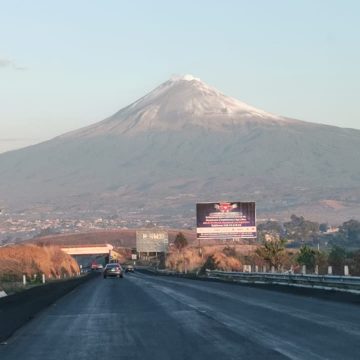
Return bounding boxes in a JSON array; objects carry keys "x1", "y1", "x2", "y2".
[{"x1": 0, "y1": 272, "x2": 98, "y2": 342}]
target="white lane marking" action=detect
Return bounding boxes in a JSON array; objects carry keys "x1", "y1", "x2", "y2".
[
  {"x1": 132, "y1": 273, "x2": 360, "y2": 338},
  {"x1": 47, "y1": 313, "x2": 121, "y2": 318},
  {"x1": 130, "y1": 275, "x2": 323, "y2": 360},
  {"x1": 130, "y1": 277, "x2": 288, "y2": 359}
]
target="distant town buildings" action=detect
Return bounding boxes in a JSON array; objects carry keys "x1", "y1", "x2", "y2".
[{"x1": 0, "y1": 210, "x2": 191, "y2": 245}]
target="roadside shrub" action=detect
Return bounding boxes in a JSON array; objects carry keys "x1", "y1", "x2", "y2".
[{"x1": 199, "y1": 255, "x2": 218, "y2": 275}]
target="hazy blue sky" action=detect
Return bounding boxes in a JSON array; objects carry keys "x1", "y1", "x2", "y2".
[{"x1": 1, "y1": 0, "x2": 359, "y2": 153}]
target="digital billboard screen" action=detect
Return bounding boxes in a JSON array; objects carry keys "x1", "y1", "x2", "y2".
[
  {"x1": 136, "y1": 230, "x2": 169, "y2": 253},
  {"x1": 196, "y1": 202, "x2": 256, "y2": 240}
]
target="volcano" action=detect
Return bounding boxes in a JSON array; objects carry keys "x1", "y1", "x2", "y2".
[{"x1": 0, "y1": 75, "x2": 359, "y2": 223}]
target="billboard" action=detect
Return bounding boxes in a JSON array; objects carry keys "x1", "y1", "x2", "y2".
[
  {"x1": 196, "y1": 202, "x2": 256, "y2": 240},
  {"x1": 136, "y1": 230, "x2": 169, "y2": 253}
]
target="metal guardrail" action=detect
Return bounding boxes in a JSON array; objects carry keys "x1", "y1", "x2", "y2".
[
  {"x1": 206, "y1": 270, "x2": 360, "y2": 291},
  {"x1": 139, "y1": 266, "x2": 360, "y2": 292}
]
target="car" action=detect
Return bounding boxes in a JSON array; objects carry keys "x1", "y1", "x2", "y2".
[
  {"x1": 125, "y1": 265, "x2": 135, "y2": 273},
  {"x1": 103, "y1": 263, "x2": 123, "y2": 279},
  {"x1": 91, "y1": 263, "x2": 103, "y2": 271},
  {"x1": 80, "y1": 267, "x2": 91, "y2": 274}
]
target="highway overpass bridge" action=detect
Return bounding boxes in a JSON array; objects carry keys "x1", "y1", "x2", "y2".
[
  {"x1": 61, "y1": 244, "x2": 122, "y2": 261},
  {"x1": 61, "y1": 244, "x2": 113, "y2": 256}
]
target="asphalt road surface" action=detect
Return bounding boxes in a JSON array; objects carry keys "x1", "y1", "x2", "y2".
[{"x1": 1, "y1": 272, "x2": 360, "y2": 360}]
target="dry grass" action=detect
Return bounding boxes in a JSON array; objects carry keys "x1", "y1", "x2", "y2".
[
  {"x1": 0, "y1": 244, "x2": 80, "y2": 281},
  {"x1": 166, "y1": 244, "x2": 260, "y2": 272}
]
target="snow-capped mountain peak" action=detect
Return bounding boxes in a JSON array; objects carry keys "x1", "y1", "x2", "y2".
[
  {"x1": 62, "y1": 75, "x2": 292, "y2": 138},
  {"x1": 1, "y1": 75, "x2": 360, "y2": 224}
]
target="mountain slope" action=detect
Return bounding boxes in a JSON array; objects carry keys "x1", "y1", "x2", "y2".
[{"x1": 0, "y1": 75, "x2": 359, "y2": 223}]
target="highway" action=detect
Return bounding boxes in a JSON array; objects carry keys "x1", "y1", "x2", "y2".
[{"x1": 1, "y1": 272, "x2": 360, "y2": 360}]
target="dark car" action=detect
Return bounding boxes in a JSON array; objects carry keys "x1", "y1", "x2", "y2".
[
  {"x1": 125, "y1": 265, "x2": 135, "y2": 273},
  {"x1": 103, "y1": 263, "x2": 123, "y2": 279}
]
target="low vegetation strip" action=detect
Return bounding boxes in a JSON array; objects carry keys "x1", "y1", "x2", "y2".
[{"x1": 0, "y1": 272, "x2": 98, "y2": 343}]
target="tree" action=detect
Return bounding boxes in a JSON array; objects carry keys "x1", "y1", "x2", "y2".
[
  {"x1": 257, "y1": 220, "x2": 285, "y2": 243},
  {"x1": 284, "y1": 214, "x2": 319, "y2": 243},
  {"x1": 349, "y1": 250, "x2": 360, "y2": 276},
  {"x1": 223, "y1": 246, "x2": 237, "y2": 257},
  {"x1": 199, "y1": 255, "x2": 219, "y2": 275},
  {"x1": 315, "y1": 250, "x2": 328, "y2": 275},
  {"x1": 255, "y1": 238, "x2": 287, "y2": 270},
  {"x1": 328, "y1": 245, "x2": 347, "y2": 275},
  {"x1": 258, "y1": 221, "x2": 284, "y2": 235},
  {"x1": 319, "y1": 223, "x2": 329, "y2": 233},
  {"x1": 173, "y1": 232, "x2": 188, "y2": 252},
  {"x1": 158, "y1": 253, "x2": 166, "y2": 269},
  {"x1": 296, "y1": 245, "x2": 316, "y2": 272},
  {"x1": 173, "y1": 232, "x2": 188, "y2": 273},
  {"x1": 339, "y1": 219, "x2": 360, "y2": 243}
]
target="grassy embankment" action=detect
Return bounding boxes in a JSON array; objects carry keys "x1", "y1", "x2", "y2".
[
  {"x1": 0, "y1": 244, "x2": 80, "y2": 294},
  {"x1": 165, "y1": 244, "x2": 260, "y2": 272}
]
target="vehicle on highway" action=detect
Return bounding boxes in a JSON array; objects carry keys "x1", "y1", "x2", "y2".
[
  {"x1": 125, "y1": 265, "x2": 135, "y2": 273},
  {"x1": 80, "y1": 267, "x2": 91, "y2": 274},
  {"x1": 103, "y1": 263, "x2": 123, "y2": 279},
  {"x1": 91, "y1": 262, "x2": 104, "y2": 271}
]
